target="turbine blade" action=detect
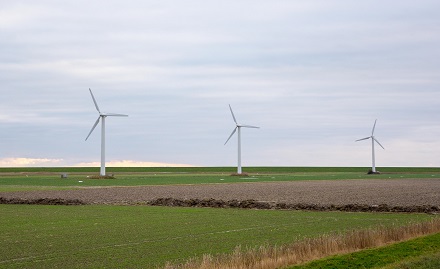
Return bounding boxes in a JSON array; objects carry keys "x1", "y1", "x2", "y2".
[
  {"x1": 373, "y1": 137, "x2": 385, "y2": 149},
  {"x1": 89, "y1": 88, "x2": 101, "y2": 113},
  {"x1": 224, "y1": 127, "x2": 237, "y2": 145},
  {"x1": 229, "y1": 104, "x2": 237, "y2": 124},
  {"x1": 240, "y1": 124, "x2": 259, "y2": 129},
  {"x1": 371, "y1": 119, "x2": 377, "y2": 135},
  {"x1": 355, "y1": 137, "x2": 371, "y2": 142},
  {"x1": 101, "y1": 113, "x2": 128, "y2": 117},
  {"x1": 85, "y1": 117, "x2": 100, "y2": 141}
]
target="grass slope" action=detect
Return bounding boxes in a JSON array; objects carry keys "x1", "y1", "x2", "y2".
[
  {"x1": 0, "y1": 205, "x2": 434, "y2": 269},
  {"x1": 385, "y1": 251, "x2": 440, "y2": 269},
  {"x1": 289, "y1": 232, "x2": 440, "y2": 269}
]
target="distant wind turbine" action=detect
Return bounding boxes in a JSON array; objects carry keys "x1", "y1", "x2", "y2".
[
  {"x1": 355, "y1": 119, "x2": 385, "y2": 173},
  {"x1": 224, "y1": 104, "x2": 259, "y2": 174},
  {"x1": 85, "y1": 88, "x2": 128, "y2": 176}
]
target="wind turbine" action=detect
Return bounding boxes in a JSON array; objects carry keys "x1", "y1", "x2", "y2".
[
  {"x1": 85, "y1": 88, "x2": 128, "y2": 176},
  {"x1": 355, "y1": 119, "x2": 385, "y2": 173},
  {"x1": 224, "y1": 104, "x2": 259, "y2": 174}
]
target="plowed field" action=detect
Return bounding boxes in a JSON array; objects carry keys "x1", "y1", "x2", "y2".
[{"x1": 1, "y1": 179, "x2": 439, "y2": 207}]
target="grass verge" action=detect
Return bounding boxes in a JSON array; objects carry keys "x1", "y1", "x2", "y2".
[
  {"x1": 383, "y1": 251, "x2": 440, "y2": 269},
  {"x1": 289, "y1": 230, "x2": 440, "y2": 269}
]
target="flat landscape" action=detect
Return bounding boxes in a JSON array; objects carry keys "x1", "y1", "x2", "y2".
[
  {"x1": 0, "y1": 167, "x2": 439, "y2": 268},
  {"x1": 1, "y1": 167, "x2": 439, "y2": 207},
  {"x1": 1, "y1": 179, "x2": 440, "y2": 207}
]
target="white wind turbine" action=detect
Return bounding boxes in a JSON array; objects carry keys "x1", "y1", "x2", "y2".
[
  {"x1": 224, "y1": 104, "x2": 259, "y2": 174},
  {"x1": 85, "y1": 88, "x2": 128, "y2": 176},
  {"x1": 355, "y1": 119, "x2": 385, "y2": 173}
]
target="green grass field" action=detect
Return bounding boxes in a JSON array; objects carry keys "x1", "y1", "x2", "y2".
[
  {"x1": 1, "y1": 167, "x2": 439, "y2": 268},
  {"x1": 0, "y1": 204, "x2": 436, "y2": 269},
  {"x1": 0, "y1": 167, "x2": 439, "y2": 192}
]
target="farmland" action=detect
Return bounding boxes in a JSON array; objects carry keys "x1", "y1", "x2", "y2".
[
  {"x1": 0, "y1": 205, "x2": 437, "y2": 269},
  {"x1": 0, "y1": 167, "x2": 439, "y2": 268}
]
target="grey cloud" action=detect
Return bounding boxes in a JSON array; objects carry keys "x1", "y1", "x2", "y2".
[{"x1": 0, "y1": 1, "x2": 439, "y2": 167}]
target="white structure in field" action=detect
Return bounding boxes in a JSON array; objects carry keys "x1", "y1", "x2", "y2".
[
  {"x1": 85, "y1": 89, "x2": 128, "y2": 176},
  {"x1": 224, "y1": 104, "x2": 259, "y2": 174},
  {"x1": 355, "y1": 119, "x2": 385, "y2": 173}
]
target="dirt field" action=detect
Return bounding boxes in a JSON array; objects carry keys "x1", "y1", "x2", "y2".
[{"x1": 1, "y1": 179, "x2": 439, "y2": 208}]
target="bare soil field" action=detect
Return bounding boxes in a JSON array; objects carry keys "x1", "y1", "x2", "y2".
[{"x1": 1, "y1": 179, "x2": 439, "y2": 210}]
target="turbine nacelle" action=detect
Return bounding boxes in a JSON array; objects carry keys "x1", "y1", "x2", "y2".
[
  {"x1": 355, "y1": 119, "x2": 385, "y2": 150},
  {"x1": 224, "y1": 105, "x2": 260, "y2": 145},
  {"x1": 85, "y1": 89, "x2": 128, "y2": 141}
]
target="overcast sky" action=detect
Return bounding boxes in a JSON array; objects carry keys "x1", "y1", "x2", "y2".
[{"x1": 0, "y1": 1, "x2": 439, "y2": 167}]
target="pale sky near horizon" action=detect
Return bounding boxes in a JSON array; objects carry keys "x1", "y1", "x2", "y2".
[{"x1": 0, "y1": 1, "x2": 439, "y2": 167}]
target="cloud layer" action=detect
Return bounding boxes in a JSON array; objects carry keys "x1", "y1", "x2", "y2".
[{"x1": 0, "y1": 1, "x2": 439, "y2": 167}]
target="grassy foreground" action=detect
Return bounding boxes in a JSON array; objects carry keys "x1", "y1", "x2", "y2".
[
  {"x1": 168, "y1": 219, "x2": 440, "y2": 269},
  {"x1": 0, "y1": 204, "x2": 436, "y2": 269}
]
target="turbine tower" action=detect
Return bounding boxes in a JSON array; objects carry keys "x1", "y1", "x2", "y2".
[
  {"x1": 224, "y1": 104, "x2": 259, "y2": 174},
  {"x1": 85, "y1": 88, "x2": 128, "y2": 176},
  {"x1": 355, "y1": 119, "x2": 385, "y2": 173}
]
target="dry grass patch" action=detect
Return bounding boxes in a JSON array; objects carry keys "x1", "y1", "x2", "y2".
[{"x1": 164, "y1": 218, "x2": 440, "y2": 269}]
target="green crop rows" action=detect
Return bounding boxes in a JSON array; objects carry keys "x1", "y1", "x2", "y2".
[{"x1": 0, "y1": 204, "x2": 435, "y2": 269}]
